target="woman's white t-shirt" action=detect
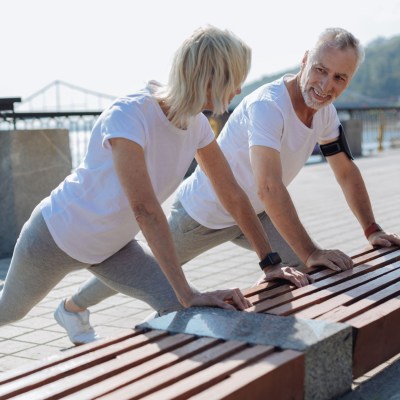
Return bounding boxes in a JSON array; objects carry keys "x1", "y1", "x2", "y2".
[
  {"x1": 178, "y1": 75, "x2": 340, "y2": 229},
  {"x1": 40, "y1": 86, "x2": 214, "y2": 264}
]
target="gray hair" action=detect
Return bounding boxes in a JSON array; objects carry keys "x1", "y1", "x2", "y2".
[
  {"x1": 310, "y1": 27, "x2": 365, "y2": 70},
  {"x1": 152, "y1": 25, "x2": 251, "y2": 128}
]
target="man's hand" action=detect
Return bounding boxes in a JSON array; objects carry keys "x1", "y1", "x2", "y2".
[
  {"x1": 368, "y1": 231, "x2": 400, "y2": 248},
  {"x1": 306, "y1": 249, "x2": 354, "y2": 272},
  {"x1": 255, "y1": 264, "x2": 313, "y2": 287},
  {"x1": 188, "y1": 288, "x2": 252, "y2": 311}
]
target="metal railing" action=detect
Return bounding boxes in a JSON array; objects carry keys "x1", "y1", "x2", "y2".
[{"x1": 1, "y1": 107, "x2": 400, "y2": 170}]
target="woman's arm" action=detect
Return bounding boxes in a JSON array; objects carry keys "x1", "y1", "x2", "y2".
[{"x1": 110, "y1": 137, "x2": 251, "y2": 309}]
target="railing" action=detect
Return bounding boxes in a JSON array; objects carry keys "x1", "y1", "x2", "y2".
[
  {"x1": 337, "y1": 107, "x2": 400, "y2": 153},
  {"x1": 1, "y1": 107, "x2": 400, "y2": 170}
]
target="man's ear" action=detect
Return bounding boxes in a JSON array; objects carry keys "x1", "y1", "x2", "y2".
[{"x1": 301, "y1": 50, "x2": 309, "y2": 69}]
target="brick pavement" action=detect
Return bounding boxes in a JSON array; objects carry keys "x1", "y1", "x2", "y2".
[{"x1": 1, "y1": 148, "x2": 399, "y2": 397}]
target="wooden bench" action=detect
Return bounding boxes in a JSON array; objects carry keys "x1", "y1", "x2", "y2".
[
  {"x1": 243, "y1": 244, "x2": 400, "y2": 378},
  {"x1": 0, "y1": 328, "x2": 304, "y2": 400},
  {"x1": 1, "y1": 245, "x2": 398, "y2": 399}
]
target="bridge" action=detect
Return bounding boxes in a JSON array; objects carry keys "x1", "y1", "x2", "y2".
[{"x1": 16, "y1": 80, "x2": 117, "y2": 112}]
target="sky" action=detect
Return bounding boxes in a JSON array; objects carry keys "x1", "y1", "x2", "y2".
[{"x1": 2, "y1": 0, "x2": 400, "y2": 104}]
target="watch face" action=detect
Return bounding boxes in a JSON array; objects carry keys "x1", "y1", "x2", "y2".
[
  {"x1": 259, "y1": 252, "x2": 282, "y2": 270},
  {"x1": 270, "y1": 252, "x2": 282, "y2": 265}
]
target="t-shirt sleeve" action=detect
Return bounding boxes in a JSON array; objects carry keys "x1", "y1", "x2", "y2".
[
  {"x1": 317, "y1": 104, "x2": 341, "y2": 143},
  {"x1": 247, "y1": 101, "x2": 284, "y2": 151},
  {"x1": 101, "y1": 102, "x2": 147, "y2": 149},
  {"x1": 197, "y1": 114, "x2": 217, "y2": 149}
]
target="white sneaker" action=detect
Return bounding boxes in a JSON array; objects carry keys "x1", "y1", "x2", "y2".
[{"x1": 54, "y1": 300, "x2": 101, "y2": 345}]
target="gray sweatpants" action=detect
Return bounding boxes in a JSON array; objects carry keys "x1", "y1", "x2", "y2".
[
  {"x1": 69, "y1": 198, "x2": 302, "y2": 310},
  {"x1": 0, "y1": 205, "x2": 186, "y2": 326}
]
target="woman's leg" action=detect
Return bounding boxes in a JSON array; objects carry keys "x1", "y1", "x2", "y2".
[
  {"x1": 0, "y1": 205, "x2": 87, "y2": 326},
  {"x1": 88, "y1": 239, "x2": 186, "y2": 315},
  {"x1": 71, "y1": 277, "x2": 118, "y2": 310}
]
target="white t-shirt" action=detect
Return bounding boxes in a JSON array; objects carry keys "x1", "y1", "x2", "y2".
[
  {"x1": 40, "y1": 85, "x2": 214, "y2": 263},
  {"x1": 178, "y1": 75, "x2": 340, "y2": 229}
]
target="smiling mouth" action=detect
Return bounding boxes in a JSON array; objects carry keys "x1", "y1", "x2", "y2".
[{"x1": 312, "y1": 88, "x2": 331, "y2": 101}]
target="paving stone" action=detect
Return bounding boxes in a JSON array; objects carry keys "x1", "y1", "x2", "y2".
[{"x1": 14, "y1": 330, "x2": 65, "y2": 345}]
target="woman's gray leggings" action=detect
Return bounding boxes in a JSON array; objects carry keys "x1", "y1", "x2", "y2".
[
  {"x1": 70, "y1": 198, "x2": 302, "y2": 310},
  {"x1": 0, "y1": 205, "x2": 185, "y2": 326}
]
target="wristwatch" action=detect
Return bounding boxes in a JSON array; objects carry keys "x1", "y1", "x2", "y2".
[
  {"x1": 259, "y1": 252, "x2": 282, "y2": 270},
  {"x1": 364, "y1": 222, "x2": 383, "y2": 239}
]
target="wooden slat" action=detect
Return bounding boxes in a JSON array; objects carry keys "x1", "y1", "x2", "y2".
[
  {"x1": 95, "y1": 340, "x2": 248, "y2": 400},
  {"x1": 61, "y1": 336, "x2": 221, "y2": 400},
  {"x1": 347, "y1": 296, "x2": 400, "y2": 378},
  {"x1": 189, "y1": 350, "x2": 304, "y2": 400},
  {"x1": 253, "y1": 256, "x2": 400, "y2": 315},
  {"x1": 138, "y1": 344, "x2": 275, "y2": 400},
  {"x1": 295, "y1": 263, "x2": 400, "y2": 319},
  {"x1": 241, "y1": 246, "x2": 397, "y2": 299},
  {"x1": 0, "y1": 329, "x2": 144, "y2": 385},
  {"x1": 316, "y1": 281, "x2": 400, "y2": 322},
  {"x1": 0, "y1": 330, "x2": 168, "y2": 400}
]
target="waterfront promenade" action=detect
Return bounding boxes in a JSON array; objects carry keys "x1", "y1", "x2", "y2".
[{"x1": 1, "y1": 148, "x2": 400, "y2": 398}]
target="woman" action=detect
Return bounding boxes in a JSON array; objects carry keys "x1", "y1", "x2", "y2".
[{"x1": 0, "y1": 26, "x2": 309, "y2": 343}]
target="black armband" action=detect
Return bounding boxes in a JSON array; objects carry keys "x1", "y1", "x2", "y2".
[{"x1": 319, "y1": 125, "x2": 354, "y2": 160}]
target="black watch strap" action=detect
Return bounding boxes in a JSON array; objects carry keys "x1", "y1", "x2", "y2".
[{"x1": 259, "y1": 252, "x2": 282, "y2": 270}]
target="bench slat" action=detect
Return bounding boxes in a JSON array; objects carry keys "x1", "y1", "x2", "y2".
[
  {"x1": 349, "y1": 296, "x2": 400, "y2": 377},
  {"x1": 189, "y1": 350, "x2": 304, "y2": 400},
  {"x1": 94, "y1": 340, "x2": 248, "y2": 400},
  {"x1": 61, "y1": 336, "x2": 221, "y2": 400},
  {"x1": 295, "y1": 262, "x2": 400, "y2": 319},
  {"x1": 137, "y1": 344, "x2": 275, "y2": 400},
  {"x1": 249, "y1": 252, "x2": 400, "y2": 314},
  {"x1": 316, "y1": 280, "x2": 400, "y2": 322},
  {"x1": 0, "y1": 330, "x2": 167, "y2": 400},
  {"x1": 0, "y1": 329, "x2": 143, "y2": 385}
]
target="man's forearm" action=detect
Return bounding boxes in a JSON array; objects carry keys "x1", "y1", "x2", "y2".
[
  {"x1": 260, "y1": 185, "x2": 318, "y2": 263},
  {"x1": 336, "y1": 164, "x2": 376, "y2": 231}
]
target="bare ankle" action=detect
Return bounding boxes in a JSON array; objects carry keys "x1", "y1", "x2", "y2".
[{"x1": 64, "y1": 298, "x2": 86, "y2": 313}]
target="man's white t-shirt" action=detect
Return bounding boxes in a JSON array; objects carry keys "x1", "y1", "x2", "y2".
[
  {"x1": 40, "y1": 85, "x2": 214, "y2": 264},
  {"x1": 178, "y1": 75, "x2": 340, "y2": 229}
]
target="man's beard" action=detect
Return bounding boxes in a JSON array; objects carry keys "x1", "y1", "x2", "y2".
[{"x1": 299, "y1": 76, "x2": 334, "y2": 110}]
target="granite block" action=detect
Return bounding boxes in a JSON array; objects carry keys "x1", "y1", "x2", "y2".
[
  {"x1": 138, "y1": 307, "x2": 352, "y2": 400},
  {"x1": 0, "y1": 129, "x2": 72, "y2": 257}
]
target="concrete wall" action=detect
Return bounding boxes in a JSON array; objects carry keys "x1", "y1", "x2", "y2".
[{"x1": 0, "y1": 129, "x2": 72, "y2": 258}]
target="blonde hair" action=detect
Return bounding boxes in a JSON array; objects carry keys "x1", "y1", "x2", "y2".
[
  {"x1": 152, "y1": 25, "x2": 251, "y2": 128},
  {"x1": 310, "y1": 27, "x2": 365, "y2": 70}
]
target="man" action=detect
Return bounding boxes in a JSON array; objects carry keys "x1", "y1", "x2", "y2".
[{"x1": 55, "y1": 27, "x2": 400, "y2": 344}]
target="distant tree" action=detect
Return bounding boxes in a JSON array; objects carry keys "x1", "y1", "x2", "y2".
[{"x1": 230, "y1": 34, "x2": 400, "y2": 110}]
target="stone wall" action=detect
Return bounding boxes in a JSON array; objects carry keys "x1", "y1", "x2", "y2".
[{"x1": 0, "y1": 129, "x2": 72, "y2": 258}]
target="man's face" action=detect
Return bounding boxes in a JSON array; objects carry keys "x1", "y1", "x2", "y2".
[{"x1": 299, "y1": 45, "x2": 358, "y2": 110}]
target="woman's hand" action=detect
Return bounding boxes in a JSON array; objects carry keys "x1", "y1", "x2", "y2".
[{"x1": 188, "y1": 288, "x2": 252, "y2": 310}]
